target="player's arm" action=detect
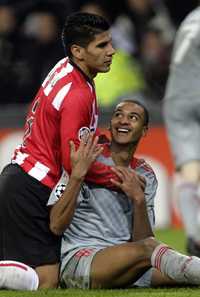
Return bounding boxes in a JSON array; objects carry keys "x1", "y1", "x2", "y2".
[
  {"x1": 49, "y1": 134, "x2": 103, "y2": 236},
  {"x1": 60, "y1": 90, "x2": 118, "y2": 188},
  {"x1": 111, "y1": 167, "x2": 154, "y2": 241}
]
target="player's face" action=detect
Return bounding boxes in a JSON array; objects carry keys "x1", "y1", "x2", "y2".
[
  {"x1": 110, "y1": 102, "x2": 148, "y2": 145},
  {"x1": 82, "y1": 30, "x2": 115, "y2": 78}
]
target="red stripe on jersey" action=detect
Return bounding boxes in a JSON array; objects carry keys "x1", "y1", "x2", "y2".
[
  {"x1": 101, "y1": 145, "x2": 143, "y2": 170},
  {"x1": 134, "y1": 158, "x2": 154, "y2": 173},
  {"x1": 101, "y1": 143, "x2": 111, "y2": 157},
  {"x1": 0, "y1": 263, "x2": 28, "y2": 271}
]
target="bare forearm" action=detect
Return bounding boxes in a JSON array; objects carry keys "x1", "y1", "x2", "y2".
[
  {"x1": 50, "y1": 176, "x2": 83, "y2": 235},
  {"x1": 132, "y1": 197, "x2": 154, "y2": 241}
]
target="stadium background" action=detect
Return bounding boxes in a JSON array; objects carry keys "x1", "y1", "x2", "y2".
[{"x1": 0, "y1": 0, "x2": 199, "y2": 230}]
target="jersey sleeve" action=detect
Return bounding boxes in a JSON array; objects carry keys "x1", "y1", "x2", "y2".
[
  {"x1": 60, "y1": 88, "x2": 89, "y2": 174},
  {"x1": 136, "y1": 160, "x2": 158, "y2": 228},
  {"x1": 144, "y1": 168, "x2": 157, "y2": 228},
  {"x1": 60, "y1": 89, "x2": 117, "y2": 188},
  {"x1": 47, "y1": 170, "x2": 69, "y2": 206}
]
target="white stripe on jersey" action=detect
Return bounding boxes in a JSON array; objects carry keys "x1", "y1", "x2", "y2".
[
  {"x1": 12, "y1": 151, "x2": 29, "y2": 165},
  {"x1": 43, "y1": 59, "x2": 73, "y2": 96},
  {"x1": 42, "y1": 57, "x2": 67, "y2": 87},
  {"x1": 89, "y1": 100, "x2": 98, "y2": 132},
  {"x1": 28, "y1": 161, "x2": 50, "y2": 181},
  {"x1": 52, "y1": 82, "x2": 72, "y2": 111}
]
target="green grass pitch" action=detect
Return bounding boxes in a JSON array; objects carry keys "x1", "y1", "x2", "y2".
[{"x1": 0, "y1": 228, "x2": 200, "y2": 297}]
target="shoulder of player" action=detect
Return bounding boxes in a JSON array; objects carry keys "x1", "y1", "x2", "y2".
[
  {"x1": 55, "y1": 72, "x2": 92, "y2": 95},
  {"x1": 184, "y1": 7, "x2": 200, "y2": 23},
  {"x1": 179, "y1": 7, "x2": 200, "y2": 32},
  {"x1": 134, "y1": 158, "x2": 158, "y2": 192},
  {"x1": 133, "y1": 158, "x2": 156, "y2": 177},
  {"x1": 46, "y1": 58, "x2": 93, "y2": 97},
  {"x1": 46, "y1": 76, "x2": 94, "y2": 112}
]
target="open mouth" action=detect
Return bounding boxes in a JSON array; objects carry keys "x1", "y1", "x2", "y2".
[{"x1": 117, "y1": 128, "x2": 129, "y2": 134}]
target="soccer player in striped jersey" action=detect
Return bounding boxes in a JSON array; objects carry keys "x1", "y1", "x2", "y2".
[
  {"x1": 0, "y1": 12, "x2": 116, "y2": 289},
  {"x1": 164, "y1": 5, "x2": 200, "y2": 256},
  {"x1": 49, "y1": 100, "x2": 200, "y2": 289}
]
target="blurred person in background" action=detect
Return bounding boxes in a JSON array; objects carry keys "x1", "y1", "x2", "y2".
[
  {"x1": 0, "y1": 0, "x2": 75, "y2": 105},
  {"x1": 164, "y1": 4, "x2": 200, "y2": 257},
  {"x1": 0, "y1": 12, "x2": 117, "y2": 290},
  {"x1": 140, "y1": 26, "x2": 171, "y2": 101},
  {"x1": 0, "y1": 4, "x2": 19, "y2": 104},
  {"x1": 123, "y1": 0, "x2": 175, "y2": 102},
  {"x1": 123, "y1": 0, "x2": 175, "y2": 48},
  {"x1": 15, "y1": 9, "x2": 63, "y2": 102}
]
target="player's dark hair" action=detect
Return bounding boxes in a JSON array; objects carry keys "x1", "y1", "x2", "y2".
[
  {"x1": 62, "y1": 12, "x2": 110, "y2": 57},
  {"x1": 121, "y1": 99, "x2": 149, "y2": 126}
]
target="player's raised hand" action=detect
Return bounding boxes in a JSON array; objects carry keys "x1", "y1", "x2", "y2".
[
  {"x1": 110, "y1": 166, "x2": 146, "y2": 202},
  {"x1": 69, "y1": 133, "x2": 103, "y2": 180}
]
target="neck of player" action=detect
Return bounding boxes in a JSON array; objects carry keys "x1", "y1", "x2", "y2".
[{"x1": 110, "y1": 142, "x2": 137, "y2": 167}]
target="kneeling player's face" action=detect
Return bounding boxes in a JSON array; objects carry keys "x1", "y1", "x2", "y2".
[
  {"x1": 83, "y1": 30, "x2": 115, "y2": 77},
  {"x1": 110, "y1": 102, "x2": 147, "y2": 145}
]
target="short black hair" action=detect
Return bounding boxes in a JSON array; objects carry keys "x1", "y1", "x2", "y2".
[
  {"x1": 118, "y1": 99, "x2": 149, "y2": 126},
  {"x1": 62, "y1": 12, "x2": 110, "y2": 57}
]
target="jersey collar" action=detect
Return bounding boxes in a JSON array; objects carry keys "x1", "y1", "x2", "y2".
[{"x1": 69, "y1": 58, "x2": 95, "y2": 88}]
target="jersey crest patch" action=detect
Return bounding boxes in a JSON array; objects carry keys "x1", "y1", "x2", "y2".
[
  {"x1": 55, "y1": 183, "x2": 66, "y2": 199},
  {"x1": 78, "y1": 127, "x2": 90, "y2": 142}
]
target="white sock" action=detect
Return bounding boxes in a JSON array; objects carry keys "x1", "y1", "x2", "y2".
[
  {"x1": 0, "y1": 261, "x2": 39, "y2": 290},
  {"x1": 151, "y1": 244, "x2": 200, "y2": 284}
]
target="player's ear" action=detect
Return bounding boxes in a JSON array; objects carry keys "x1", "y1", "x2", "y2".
[
  {"x1": 71, "y1": 44, "x2": 84, "y2": 60},
  {"x1": 142, "y1": 126, "x2": 148, "y2": 137}
]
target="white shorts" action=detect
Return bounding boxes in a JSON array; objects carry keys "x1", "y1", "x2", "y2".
[{"x1": 60, "y1": 247, "x2": 153, "y2": 289}]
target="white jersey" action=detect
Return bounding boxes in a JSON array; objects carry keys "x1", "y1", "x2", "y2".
[{"x1": 48, "y1": 145, "x2": 158, "y2": 274}]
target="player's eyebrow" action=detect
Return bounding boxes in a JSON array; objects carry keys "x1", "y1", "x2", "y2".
[
  {"x1": 114, "y1": 108, "x2": 142, "y2": 119},
  {"x1": 96, "y1": 36, "x2": 112, "y2": 48},
  {"x1": 96, "y1": 40, "x2": 109, "y2": 48},
  {"x1": 129, "y1": 112, "x2": 142, "y2": 119}
]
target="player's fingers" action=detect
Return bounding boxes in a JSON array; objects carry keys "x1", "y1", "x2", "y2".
[
  {"x1": 79, "y1": 132, "x2": 94, "y2": 154},
  {"x1": 84, "y1": 132, "x2": 95, "y2": 148},
  {"x1": 69, "y1": 140, "x2": 76, "y2": 155},
  {"x1": 110, "y1": 178, "x2": 122, "y2": 188},
  {"x1": 90, "y1": 135, "x2": 99, "y2": 150},
  {"x1": 137, "y1": 175, "x2": 146, "y2": 187},
  {"x1": 92, "y1": 145, "x2": 103, "y2": 159},
  {"x1": 85, "y1": 134, "x2": 98, "y2": 153},
  {"x1": 138, "y1": 175, "x2": 146, "y2": 183},
  {"x1": 111, "y1": 167, "x2": 125, "y2": 180},
  {"x1": 114, "y1": 166, "x2": 131, "y2": 179},
  {"x1": 79, "y1": 134, "x2": 88, "y2": 149}
]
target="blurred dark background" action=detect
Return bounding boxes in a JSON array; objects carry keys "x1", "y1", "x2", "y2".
[{"x1": 0, "y1": 0, "x2": 199, "y2": 127}]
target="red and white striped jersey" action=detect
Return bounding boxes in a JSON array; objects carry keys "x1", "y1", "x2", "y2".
[{"x1": 12, "y1": 58, "x2": 114, "y2": 189}]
